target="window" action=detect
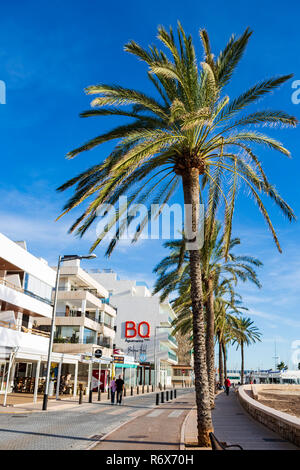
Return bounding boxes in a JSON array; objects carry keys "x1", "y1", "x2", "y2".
[
  {"x1": 55, "y1": 326, "x2": 80, "y2": 343},
  {"x1": 83, "y1": 327, "x2": 96, "y2": 344},
  {"x1": 104, "y1": 314, "x2": 113, "y2": 328},
  {"x1": 24, "y1": 273, "x2": 52, "y2": 303}
]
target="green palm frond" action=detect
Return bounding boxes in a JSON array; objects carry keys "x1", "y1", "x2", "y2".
[{"x1": 58, "y1": 23, "x2": 296, "y2": 259}]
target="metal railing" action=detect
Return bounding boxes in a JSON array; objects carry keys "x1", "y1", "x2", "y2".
[
  {"x1": 0, "y1": 319, "x2": 50, "y2": 338},
  {"x1": 168, "y1": 351, "x2": 178, "y2": 362},
  {"x1": 168, "y1": 334, "x2": 178, "y2": 346},
  {"x1": 0, "y1": 278, "x2": 52, "y2": 306}
]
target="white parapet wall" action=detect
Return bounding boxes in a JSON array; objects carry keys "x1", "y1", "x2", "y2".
[
  {"x1": 0, "y1": 326, "x2": 49, "y2": 353},
  {"x1": 238, "y1": 384, "x2": 300, "y2": 447}
]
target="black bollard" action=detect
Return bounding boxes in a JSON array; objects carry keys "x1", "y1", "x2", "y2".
[
  {"x1": 98, "y1": 387, "x2": 101, "y2": 401},
  {"x1": 142, "y1": 385, "x2": 144, "y2": 394},
  {"x1": 124, "y1": 387, "x2": 126, "y2": 397},
  {"x1": 137, "y1": 386, "x2": 139, "y2": 395},
  {"x1": 174, "y1": 389, "x2": 177, "y2": 399},
  {"x1": 79, "y1": 387, "x2": 83, "y2": 404},
  {"x1": 170, "y1": 390, "x2": 173, "y2": 400},
  {"x1": 156, "y1": 393, "x2": 159, "y2": 405},
  {"x1": 107, "y1": 387, "x2": 110, "y2": 399},
  {"x1": 161, "y1": 391, "x2": 164, "y2": 403},
  {"x1": 131, "y1": 386, "x2": 133, "y2": 396},
  {"x1": 89, "y1": 388, "x2": 93, "y2": 403},
  {"x1": 166, "y1": 390, "x2": 169, "y2": 401}
]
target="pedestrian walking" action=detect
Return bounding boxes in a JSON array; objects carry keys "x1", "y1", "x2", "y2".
[
  {"x1": 225, "y1": 378, "x2": 231, "y2": 395},
  {"x1": 109, "y1": 376, "x2": 117, "y2": 404},
  {"x1": 116, "y1": 375, "x2": 124, "y2": 405}
]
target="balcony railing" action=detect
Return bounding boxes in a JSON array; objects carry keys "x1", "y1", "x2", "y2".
[
  {"x1": 168, "y1": 334, "x2": 178, "y2": 346},
  {"x1": 0, "y1": 319, "x2": 50, "y2": 338},
  {"x1": 0, "y1": 278, "x2": 52, "y2": 306},
  {"x1": 59, "y1": 286, "x2": 104, "y2": 301},
  {"x1": 84, "y1": 312, "x2": 114, "y2": 330},
  {"x1": 168, "y1": 351, "x2": 178, "y2": 362}
]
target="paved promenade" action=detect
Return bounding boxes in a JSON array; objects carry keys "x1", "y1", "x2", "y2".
[
  {"x1": 211, "y1": 390, "x2": 298, "y2": 450},
  {"x1": 92, "y1": 391, "x2": 195, "y2": 450},
  {"x1": 0, "y1": 389, "x2": 192, "y2": 449}
]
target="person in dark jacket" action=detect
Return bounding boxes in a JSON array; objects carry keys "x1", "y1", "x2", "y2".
[{"x1": 116, "y1": 375, "x2": 124, "y2": 405}]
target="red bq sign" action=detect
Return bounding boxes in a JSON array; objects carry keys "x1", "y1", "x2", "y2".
[{"x1": 125, "y1": 321, "x2": 150, "y2": 338}]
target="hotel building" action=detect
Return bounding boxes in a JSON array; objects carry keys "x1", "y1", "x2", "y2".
[{"x1": 89, "y1": 269, "x2": 178, "y2": 387}]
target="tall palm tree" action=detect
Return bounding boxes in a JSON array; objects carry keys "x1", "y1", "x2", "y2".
[
  {"x1": 230, "y1": 316, "x2": 262, "y2": 384},
  {"x1": 153, "y1": 221, "x2": 262, "y2": 404},
  {"x1": 57, "y1": 24, "x2": 296, "y2": 445}
]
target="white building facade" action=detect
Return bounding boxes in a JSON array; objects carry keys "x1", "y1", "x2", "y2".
[
  {"x1": 0, "y1": 233, "x2": 80, "y2": 401},
  {"x1": 36, "y1": 259, "x2": 117, "y2": 391},
  {"x1": 89, "y1": 269, "x2": 178, "y2": 387}
]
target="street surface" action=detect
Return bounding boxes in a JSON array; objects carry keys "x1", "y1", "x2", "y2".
[
  {"x1": 93, "y1": 391, "x2": 195, "y2": 450},
  {"x1": 0, "y1": 389, "x2": 194, "y2": 450}
]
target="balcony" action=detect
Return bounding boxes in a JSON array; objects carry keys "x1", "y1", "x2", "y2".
[
  {"x1": 0, "y1": 279, "x2": 52, "y2": 305},
  {"x1": 59, "y1": 265, "x2": 109, "y2": 299},
  {"x1": 0, "y1": 320, "x2": 50, "y2": 353},
  {"x1": 0, "y1": 279, "x2": 53, "y2": 318},
  {"x1": 168, "y1": 351, "x2": 178, "y2": 362},
  {"x1": 57, "y1": 288, "x2": 116, "y2": 316},
  {"x1": 168, "y1": 334, "x2": 178, "y2": 347}
]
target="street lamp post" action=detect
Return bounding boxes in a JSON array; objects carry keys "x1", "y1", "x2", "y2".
[
  {"x1": 154, "y1": 325, "x2": 173, "y2": 388},
  {"x1": 42, "y1": 253, "x2": 96, "y2": 411}
]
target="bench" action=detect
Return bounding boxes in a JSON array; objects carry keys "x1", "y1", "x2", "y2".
[{"x1": 209, "y1": 432, "x2": 243, "y2": 450}]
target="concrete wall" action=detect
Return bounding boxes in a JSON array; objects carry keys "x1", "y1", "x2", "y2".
[{"x1": 238, "y1": 384, "x2": 300, "y2": 447}]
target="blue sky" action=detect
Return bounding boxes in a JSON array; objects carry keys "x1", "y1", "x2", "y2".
[{"x1": 0, "y1": 0, "x2": 300, "y2": 370}]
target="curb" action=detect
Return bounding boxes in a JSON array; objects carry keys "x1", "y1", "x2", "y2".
[{"x1": 179, "y1": 405, "x2": 196, "y2": 450}]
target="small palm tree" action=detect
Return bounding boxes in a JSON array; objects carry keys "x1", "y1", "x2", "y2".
[
  {"x1": 214, "y1": 284, "x2": 247, "y2": 384},
  {"x1": 277, "y1": 361, "x2": 287, "y2": 371},
  {"x1": 231, "y1": 316, "x2": 262, "y2": 384},
  {"x1": 57, "y1": 24, "x2": 296, "y2": 445}
]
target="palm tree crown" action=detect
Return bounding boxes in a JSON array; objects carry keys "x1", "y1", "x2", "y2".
[{"x1": 57, "y1": 23, "x2": 296, "y2": 255}]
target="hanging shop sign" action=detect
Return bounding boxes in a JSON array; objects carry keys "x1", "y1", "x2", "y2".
[
  {"x1": 81, "y1": 353, "x2": 93, "y2": 363},
  {"x1": 94, "y1": 349, "x2": 103, "y2": 358},
  {"x1": 113, "y1": 355, "x2": 125, "y2": 364}
]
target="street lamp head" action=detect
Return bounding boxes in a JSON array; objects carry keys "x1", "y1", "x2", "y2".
[
  {"x1": 81, "y1": 254, "x2": 97, "y2": 260},
  {"x1": 61, "y1": 254, "x2": 97, "y2": 262}
]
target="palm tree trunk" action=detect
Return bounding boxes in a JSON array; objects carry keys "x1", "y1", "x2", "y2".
[
  {"x1": 241, "y1": 342, "x2": 244, "y2": 385},
  {"x1": 222, "y1": 340, "x2": 227, "y2": 381},
  {"x1": 217, "y1": 333, "x2": 224, "y2": 386},
  {"x1": 204, "y1": 278, "x2": 215, "y2": 408},
  {"x1": 182, "y1": 168, "x2": 213, "y2": 447},
  {"x1": 218, "y1": 338, "x2": 224, "y2": 387}
]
